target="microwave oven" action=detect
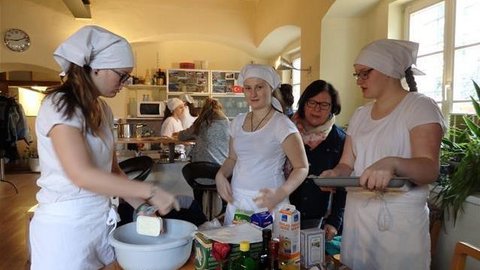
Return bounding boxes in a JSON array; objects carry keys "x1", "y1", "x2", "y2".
[{"x1": 137, "y1": 101, "x2": 165, "y2": 117}]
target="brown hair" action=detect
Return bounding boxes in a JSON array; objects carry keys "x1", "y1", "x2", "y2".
[
  {"x1": 45, "y1": 64, "x2": 105, "y2": 136},
  {"x1": 191, "y1": 98, "x2": 227, "y2": 135}
]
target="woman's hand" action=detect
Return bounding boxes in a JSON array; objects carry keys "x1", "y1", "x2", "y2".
[
  {"x1": 253, "y1": 187, "x2": 288, "y2": 212},
  {"x1": 319, "y1": 169, "x2": 339, "y2": 178},
  {"x1": 360, "y1": 157, "x2": 396, "y2": 191},
  {"x1": 148, "y1": 186, "x2": 180, "y2": 215},
  {"x1": 215, "y1": 172, "x2": 233, "y2": 204},
  {"x1": 324, "y1": 224, "x2": 338, "y2": 241}
]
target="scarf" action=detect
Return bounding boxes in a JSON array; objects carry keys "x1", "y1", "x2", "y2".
[{"x1": 293, "y1": 113, "x2": 336, "y2": 150}]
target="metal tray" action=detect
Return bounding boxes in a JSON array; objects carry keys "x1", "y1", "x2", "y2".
[{"x1": 308, "y1": 176, "x2": 411, "y2": 188}]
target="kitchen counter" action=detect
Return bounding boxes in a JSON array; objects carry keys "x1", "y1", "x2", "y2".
[{"x1": 116, "y1": 137, "x2": 194, "y2": 163}]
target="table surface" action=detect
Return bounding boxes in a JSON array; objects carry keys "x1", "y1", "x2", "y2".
[{"x1": 116, "y1": 136, "x2": 195, "y2": 144}]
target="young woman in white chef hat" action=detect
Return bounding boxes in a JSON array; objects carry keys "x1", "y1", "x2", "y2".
[
  {"x1": 215, "y1": 64, "x2": 308, "y2": 225},
  {"x1": 321, "y1": 39, "x2": 445, "y2": 269},
  {"x1": 30, "y1": 25, "x2": 179, "y2": 270},
  {"x1": 160, "y1": 97, "x2": 185, "y2": 137}
]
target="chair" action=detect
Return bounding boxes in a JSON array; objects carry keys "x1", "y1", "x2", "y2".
[
  {"x1": 450, "y1": 241, "x2": 480, "y2": 270},
  {"x1": 182, "y1": 161, "x2": 225, "y2": 220},
  {"x1": 118, "y1": 155, "x2": 154, "y2": 181},
  {"x1": 117, "y1": 156, "x2": 154, "y2": 226}
]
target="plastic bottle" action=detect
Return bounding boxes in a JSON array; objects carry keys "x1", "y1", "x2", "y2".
[
  {"x1": 259, "y1": 229, "x2": 272, "y2": 269},
  {"x1": 238, "y1": 241, "x2": 257, "y2": 270}
]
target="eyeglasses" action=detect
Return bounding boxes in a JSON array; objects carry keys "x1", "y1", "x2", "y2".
[
  {"x1": 110, "y1": 69, "x2": 132, "y2": 84},
  {"x1": 353, "y1": 68, "x2": 374, "y2": 80},
  {"x1": 306, "y1": 100, "x2": 331, "y2": 110}
]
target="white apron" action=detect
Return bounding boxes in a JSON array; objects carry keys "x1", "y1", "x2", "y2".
[
  {"x1": 341, "y1": 190, "x2": 430, "y2": 270},
  {"x1": 30, "y1": 196, "x2": 118, "y2": 270},
  {"x1": 224, "y1": 187, "x2": 289, "y2": 225}
]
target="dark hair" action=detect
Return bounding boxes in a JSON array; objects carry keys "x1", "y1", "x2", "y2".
[
  {"x1": 297, "y1": 80, "x2": 341, "y2": 118},
  {"x1": 45, "y1": 64, "x2": 104, "y2": 136},
  {"x1": 278, "y1": 84, "x2": 294, "y2": 107},
  {"x1": 163, "y1": 105, "x2": 173, "y2": 118},
  {"x1": 405, "y1": 67, "x2": 418, "y2": 92},
  {"x1": 185, "y1": 102, "x2": 198, "y2": 117},
  {"x1": 191, "y1": 98, "x2": 226, "y2": 135}
]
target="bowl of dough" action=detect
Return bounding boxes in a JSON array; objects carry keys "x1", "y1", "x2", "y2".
[{"x1": 109, "y1": 218, "x2": 197, "y2": 270}]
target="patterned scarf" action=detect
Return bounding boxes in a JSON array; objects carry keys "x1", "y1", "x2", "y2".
[{"x1": 292, "y1": 113, "x2": 336, "y2": 150}]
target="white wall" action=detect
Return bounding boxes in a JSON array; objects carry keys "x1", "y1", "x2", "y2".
[{"x1": 431, "y1": 195, "x2": 480, "y2": 270}]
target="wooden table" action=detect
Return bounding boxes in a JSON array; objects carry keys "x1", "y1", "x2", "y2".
[{"x1": 116, "y1": 137, "x2": 194, "y2": 163}]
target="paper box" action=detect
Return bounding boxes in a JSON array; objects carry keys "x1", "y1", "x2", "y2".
[
  {"x1": 300, "y1": 228, "x2": 325, "y2": 268},
  {"x1": 194, "y1": 232, "x2": 262, "y2": 270},
  {"x1": 276, "y1": 204, "x2": 301, "y2": 265}
]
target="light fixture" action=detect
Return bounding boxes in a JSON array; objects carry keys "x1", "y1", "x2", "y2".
[{"x1": 274, "y1": 56, "x2": 311, "y2": 73}]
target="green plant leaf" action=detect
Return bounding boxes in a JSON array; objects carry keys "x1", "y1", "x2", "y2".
[
  {"x1": 464, "y1": 116, "x2": 480, "y2": 138},
  {"x1": 473, "y1": 80, "x2": 480, "y2": 101}
]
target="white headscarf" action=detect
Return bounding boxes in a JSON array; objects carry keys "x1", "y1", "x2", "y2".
[
  {"x1": 54, "y1": 25, "x2": 134, "y2": 74},
  {"x1": 179, "y1": 94, "x2": 194, "y2": 104},
  {"x1": 355, "y1": 39, "x2": 425, "y2": 79},
  {"x1": 237, "y1": 64, "x2": 283, "y2": 112},
  {"x1": 167, "y1": 98, "x2": 184, "y2": 112}
]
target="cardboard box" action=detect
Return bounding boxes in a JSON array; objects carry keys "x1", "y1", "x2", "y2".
[
  {"x1": 277, "y1": 205, "x2": 301, "y2": 265},
  {"x1": 300, "y1": 228, "x2": 325, "y2": 268},
  {"x1": 193, "y1": 232, "x2": 262, "y2": 270}
]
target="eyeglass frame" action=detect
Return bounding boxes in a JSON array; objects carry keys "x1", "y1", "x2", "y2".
[
  {"x1": 353, "y1": 68, "x2": 374, "y2": 80},
  {"x1": 305, "y1": 99, "x2": 331, "y2": 111},
  {"x1": 110, "y1": 69, "x2": 132, "y2": 85}
]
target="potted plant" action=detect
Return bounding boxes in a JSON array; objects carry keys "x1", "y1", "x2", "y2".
[
  {"x1": 24, "y1": 145, "x2": 40, "y2": 173},
  {"x1": 434, "y1": 80, "x2": 480, "y2": 225}
]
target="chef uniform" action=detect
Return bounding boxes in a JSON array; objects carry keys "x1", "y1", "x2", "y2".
[
  {"x1": 223, "y1": 64, "x2": 298, "y2": 225},
  {"x1": 340, "y1": 39, "x2": 445, "y2": 270},
  {"x1": 29, "y1": 25, "x2": 134, "y2": 270}
]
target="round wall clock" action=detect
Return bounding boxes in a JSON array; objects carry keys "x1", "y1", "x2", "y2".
[{"x1": 4, "y1": 28, "x2": 31, "y2": 52}]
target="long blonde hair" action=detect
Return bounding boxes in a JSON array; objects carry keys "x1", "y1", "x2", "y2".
[
  {"x1": 191, "y1": 98, "x2": 227, "y2": 135},
  {"x1": 45, "y1": 64, "x2": 105, "y2": 136}
]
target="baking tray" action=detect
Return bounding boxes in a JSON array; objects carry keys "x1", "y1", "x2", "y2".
[{"x1": 308, "y1": 176, "x2": 412, "y2": 189}]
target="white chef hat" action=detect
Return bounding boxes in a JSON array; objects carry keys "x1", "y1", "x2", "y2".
[
  {"x1": 53, "y1": 25, "x2": 134, "y2": 74},
  {"x1": 167, "y1": 98, "x2": 184, "y2": 111},
  {"x1": 237, "y1": 64, "x2": 281, "y2": 90},
  {"x1": 179, "y1": 94, "x2": 194, "y2": 104},
  {"x1": 237, "y1": 64, "x2": 283, "y2": 111},
  {"x1": 355, "y1": 39, "x2": 425, "y2": 79}
]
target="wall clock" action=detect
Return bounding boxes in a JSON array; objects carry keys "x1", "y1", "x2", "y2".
[{"x1": 4, "y1": 28, "x2": 31, "y2": 52}]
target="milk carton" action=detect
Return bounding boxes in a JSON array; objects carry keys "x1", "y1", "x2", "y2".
[{"x1": 274, "y1": 204, "x2": 300, "y2": 268}]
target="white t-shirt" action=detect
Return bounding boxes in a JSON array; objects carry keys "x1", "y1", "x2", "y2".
[
  {"x1": 35, "y1": 94, "x2": 115, "y2": 203},
  {"x1": 160, "y1": 116, "x2": 183, "y2": 137},
  {"x1": 180, "y1": 106, "x2": 197, "y2": 129},
  {"x1": 347, "y1": 92, "x2": 446, "y2": 196},
  {"x1": 230, "y1": 111, "x2": 299, "y2": 191}
]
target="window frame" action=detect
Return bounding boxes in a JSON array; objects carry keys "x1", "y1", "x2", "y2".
[{"x1": 405, "y1": 0, "x2": 480, "y2": 120}]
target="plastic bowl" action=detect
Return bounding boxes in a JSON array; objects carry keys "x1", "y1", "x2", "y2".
[{"x1": 109, "y1": 219, "x2": 197, "y2": 270}]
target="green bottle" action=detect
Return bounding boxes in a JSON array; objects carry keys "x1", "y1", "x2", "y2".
[{"x1": 239, "y1": 240, "x2": 257, "y2": 270}]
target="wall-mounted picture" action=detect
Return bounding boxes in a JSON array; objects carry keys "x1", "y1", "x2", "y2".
[{"x1": 225, "y1": 72, "x2": 235, "y2": 80}]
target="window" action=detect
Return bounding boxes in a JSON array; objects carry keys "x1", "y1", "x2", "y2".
[
  {"x1": 406, "y1": 0, "x2": 480, "y2": 117},
  {"x1": 291, "y1": 58, "x2": 301, "y2": 110}
]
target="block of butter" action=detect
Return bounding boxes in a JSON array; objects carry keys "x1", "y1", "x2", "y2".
[{"x1": 136, "y1": 216, "x2": 163, "y2": 236}]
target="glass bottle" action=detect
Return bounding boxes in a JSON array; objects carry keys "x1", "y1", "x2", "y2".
[
  {"x1": 269, "y1": 239, "x2": 280, "y2": 270},
  {"x1": 259, "y1": 229, "x2": 272, "y2": 270},
  {"x1": 239, "y1": 240, "x2": 257, "y2": 270}
]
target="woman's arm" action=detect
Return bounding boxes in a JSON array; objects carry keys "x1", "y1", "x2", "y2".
[
  {"x1": 51, "y1": 124, "x2": 177, "y2": 214},
  {"x1": 361, "y1": 123, "x2": 443, "y2": 189},
  {"x1": 177, "y1": 126, "x2": 195, "y2": 141},
  {"x1": 321, "y1": 135, "x2": 355, "y2": 177},
  {"x1": 215, "y1": 137, "x2": 236, "y2": 203},
  {"x1": 255, "y1": 132, "x2": 309, "y2": 211},
  {"x1": 111, "y1": 154, "x2": 147, "y2": 210}
]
